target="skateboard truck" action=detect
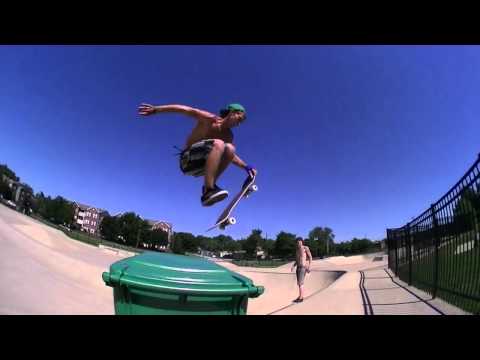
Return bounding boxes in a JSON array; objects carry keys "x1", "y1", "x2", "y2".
[
  {"x1": 244, "y1": 184, "x2": 258, "y2": 198},
  {"x1": 219, "y1": 217, "x2": 237, "y2": 230}
]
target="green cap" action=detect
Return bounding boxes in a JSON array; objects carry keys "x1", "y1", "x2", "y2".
[{"x1": 226, "y1": 103, "x2": 246, "y2": 113}]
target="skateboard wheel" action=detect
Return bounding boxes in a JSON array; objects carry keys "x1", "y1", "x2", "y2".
[
  {"x1": 251, "y1": 185, "x2": 258, "y2": 192},
  {"x1": 228, "y1": 217, "x2": 236, "y2": 225}
]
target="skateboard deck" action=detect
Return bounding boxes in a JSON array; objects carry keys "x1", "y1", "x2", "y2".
[{"x1": 206, "y1": 174, "x2": 258, "y2": 232}]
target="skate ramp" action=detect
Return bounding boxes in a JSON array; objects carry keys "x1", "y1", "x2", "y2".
[
  {"x1": 0, "y1": 204, "x2": 129, "y2": 315},
  {"x1": 218, "y1": 261, "x2": 343, "y2": 314}
]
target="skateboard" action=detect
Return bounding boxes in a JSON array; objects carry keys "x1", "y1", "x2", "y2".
[{"x1": 206, "y1": 174, "x2": 258, "y2": 232}]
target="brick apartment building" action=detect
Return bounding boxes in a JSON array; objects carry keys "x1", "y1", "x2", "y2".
[
  {"x1": 146, "y1": 219, "x2": 173, "y2": 249},
  {"x1": 73, "y1": 202, "x2": 109, "y2": 236}
]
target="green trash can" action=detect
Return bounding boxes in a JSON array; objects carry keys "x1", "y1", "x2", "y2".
[{"x1": 102, "y1": 252, "x2": 264, "y2": 315}]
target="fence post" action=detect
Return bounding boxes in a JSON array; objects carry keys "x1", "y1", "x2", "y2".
[
  {"x1": 431, "y1": 204, "x2": 440, "y2": 299},
  {"x1": 477, "y1": 153, "x2": 480, "y2": 250},
  {"x1": 387, "y1": 230, "x2": 391, "y2": 269},
  {"x1": 406, "y1": 223, "x2": 412, "y2": 285},
  {"x1": 395, "y1": 232, "x2": 399, "y2": 276}
]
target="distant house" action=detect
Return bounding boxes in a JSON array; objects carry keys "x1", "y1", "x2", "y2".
[
  {"x1": 256, "y1": 247, "x2": 266, "y2": 259},
  {"x1": 1, "y1": 175, "x2": 33, "y2": 213},
  {"x1": 232, "y1": 250, "x2": 247, "y2": 260},
  {"x1": 147, "y1": 220, "x2": 173, "y2": 233},
  {"x1": 110, "y1": 213, "x2": 173, "y2": 250},
  {"x1": 146, "y1": 219, "x2": 173, "y2": 249},
  {"x1": 72, "y1": 202, "x2": 109, "y2": 236},
  {"x1": 199, "y1": 249, "x2": 217, "y2": 258}
]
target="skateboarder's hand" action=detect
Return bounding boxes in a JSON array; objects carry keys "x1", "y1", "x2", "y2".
[
  {"x1": 245, "y1": 165, "x2": 257, "y2": 178},
  {"x1": 138, "y1": 103, "x2": 156, "y2": 116}
]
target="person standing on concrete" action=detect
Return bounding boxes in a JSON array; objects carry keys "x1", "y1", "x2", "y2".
[{"x1": 290, "y1": 237, "x2": 312, "y2": 303}]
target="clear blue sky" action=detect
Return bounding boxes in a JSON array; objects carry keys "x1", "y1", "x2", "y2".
[{"x1": 1, "y1": 45, "x2": 479, "y2": 242}]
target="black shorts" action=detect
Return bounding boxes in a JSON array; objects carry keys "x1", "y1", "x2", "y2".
[
  {"x1": 179, "y1": 139, "x2": 215, "y2": 177},
  {"x1": 296, "y1": 266, "x2": 307, "y2": 286}
]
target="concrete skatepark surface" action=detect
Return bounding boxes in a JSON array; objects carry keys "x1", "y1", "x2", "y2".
[
  {"x1": 0, "y1": 204, "x2": 131, "y2": 315},
  {"x1": 0, "y1": 204, "x2": 467, "y2": 315}
]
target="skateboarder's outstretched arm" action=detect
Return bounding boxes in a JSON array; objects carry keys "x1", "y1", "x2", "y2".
[{"x1": 138, "y1": 103, "x2": 217, "y2": 123}]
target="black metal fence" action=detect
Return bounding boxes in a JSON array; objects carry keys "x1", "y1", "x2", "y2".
[{"x1": 387, "y1": 154, "x2": 480, "y2": 314}]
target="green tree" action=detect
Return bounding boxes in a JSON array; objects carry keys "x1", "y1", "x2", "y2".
[
  {"x1": 213, "y1": 235, "x2": 230, "y2": 251},
  {"x1": 19, "y1": 184, "x2": 34, "y2": 213},
  {"x1": 0, "y1": 180, "x2": 13, "y2": 201},
  {"x1": 453, "y1": 189, "x2": 480, "y2": 233},
  {"x1": 350, "y1": 238, "x2": 375, "y2": 254},
  {"x1": 196, "y1": 235, "x2": 210, "y2": 251},
  {"x1": 333, "y1": 241, "x2": 348, "y2": 255},
  {"x1": 262, "y1": 239, "x2": 276, "y2": 257},
  {"x1": 273, "y1": 231, "x2": 297, "y2": 259},
  {"x1": 212, "y1": 235, "x2": 236, "y2": 252},
  {"x1": 31, "y1": 193, "x2": 84, "y2": 230},
  {"x1": 208, "y1": 237, "x2": 220, "y2": 252},
  {"x1": 117, "y1": 212, "x2": 144, "y2": 247},
  {"x1": 228, "y1": 240, "x2": 242, "y2": 252},
  {"x1": 171, "y1": 233, "x2": 185, "y2": 254},
  {"x1": 100, "y1": 215, "x2": 121, "y2": 242},
  {"x1": 143, "y1": 229, "x2": 169, "y2": 250},
  {"x1": 33, "y1": 192, "x2": 48, "y2": 217},
  {"x1": 308, "y1": 227, "x2": 335, "y2": 257},
  {"x1": 237, "y1": 239, "x2": 246, "y2": 251},
  {"x1": 0, "y1": 164, "x2": 19, "y2": 181},
  {"x1": 48, "y1": 196, "x2": 75, "y2": 225},
  {"x1": 174, "y1": 232, "x2": 198, "y2": 253},
  {"x1": 304, "y1": 237, "x2": 319, "y2": 258},
  {"x1": 244, "y1": 229, "x2": 263, "y2": 258},
  {"x1": 22, "y1": 184, "x2": 34, "y2": 194}
]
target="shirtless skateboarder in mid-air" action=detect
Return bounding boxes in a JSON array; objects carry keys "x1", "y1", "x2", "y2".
[{"x1": 138, "y1": 103, "x2": 257, "y2": 206}]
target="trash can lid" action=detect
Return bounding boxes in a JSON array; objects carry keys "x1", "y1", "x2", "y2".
[{"x1": 102, "y1": 252, "x2": 264, "y2": 297}]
